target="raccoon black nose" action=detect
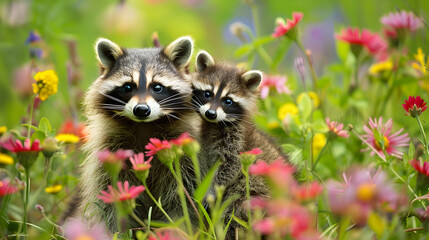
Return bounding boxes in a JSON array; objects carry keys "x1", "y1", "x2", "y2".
[
  {"x1": 133, "y1": 104, "x2": 151, "y2": 118},
  {"x1": 205, "y1": 110, "x2": 217, "y2": 120}
]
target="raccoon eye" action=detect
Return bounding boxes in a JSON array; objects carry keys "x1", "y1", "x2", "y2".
[
  {"x1": 203, "y1": 91, "x2": 211, "y2": 99},
  {"x1": 123, "y1": 83, "x2": 133, "y2": 93},
  {"x1": 223, "y1": 98, "x2": 234, "y2": 106},
  {"x1": 152, "y1": 84, "x2": 164, "y2": 93}
]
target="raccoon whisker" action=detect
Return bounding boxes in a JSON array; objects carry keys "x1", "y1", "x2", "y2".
[
  {"x1": 160, "y1": 101, "x2": 188, "y2": 107},
  {"x1": 189, "y1": 101, "x2": 202, "y2": 109},
  {"x1": 101, "y1": 104, "x2": 126, "y2": 108},
  {"x1": 163, "y1": 108, "x2": 195, "y2": 111},
  {"x1": 102, "y1": 107, "x2": 125, "y2": 111},
  {"x1": 158, "y1": 93, "x2": 187, "y2": 104},
  {"x1": 98, "y1": 91, "x2": 127, "y2": 105},
  {"x1": 193, "y1": 97, "x2": 203, "y2": 106},
  {"x1": 167, "y1": 113, "x2": 194, "y2": 128}
]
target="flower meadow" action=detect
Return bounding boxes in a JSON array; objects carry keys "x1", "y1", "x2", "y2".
[{"x1": 1, "y1": 0, "x2": 429, "y2": 239}]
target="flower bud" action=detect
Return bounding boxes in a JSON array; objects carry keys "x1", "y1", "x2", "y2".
[{"x1": 42, "y1": 137, "x2": 59, "y2": 158}]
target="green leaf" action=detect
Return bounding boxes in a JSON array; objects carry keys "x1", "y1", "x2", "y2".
[
  {"x1": 234, "y1": 44, "x2": 254, "y2": 58},
  {"x1": 195, "y1": 200, "x2": 216, "y2": 238},
  {"x1": 408, "y1": 141, "x2": 415, "y2": 159},
  {"x1": 38, "y1": 117, "x2": 52, "y2": 134},
  {"x1": 252, "y1": 36, "x2": 275, "y2": 47},
  {"x1": 194, "y1": 160, "x2": 221, "y2": 202},
  {"x1": 21, "y1": 124, "x2": 38, "y2": 132},
  {"x1": 336, "y1": 40, "x2": 350, "y2": 63},
  {"x1": 30, "y1": 130, "x2": 46, "y2": 143},
  {"x1": 298, "y1": 93, "x2": 312, "y2": 122},
  {"x1": 368, "y1": 212, "x2": 386, "y2": 238},
  {"x1": 231, "y1": 213, "x2": 248, "y2": 229}
]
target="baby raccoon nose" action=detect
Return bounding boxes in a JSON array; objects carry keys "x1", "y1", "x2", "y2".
[
  {"x1": 133, "y1": 104, "x2": 151, "y2": 118},
  {"x1": 205, "y1": 109, "x2": 217, "y2": 120}
]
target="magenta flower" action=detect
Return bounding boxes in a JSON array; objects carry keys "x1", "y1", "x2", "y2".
[
  {"x1": 291, "y1": 181, "x2": 324, "y2": 202},
  {"x1": 410, "y1": 160, "x2": 429, "y2": 177},
  {"x1": 240, "y1": 148, "x2": 263, "y2": 156},
  {"x1": 249, "y1": 159, "x2": 294, "y2": 188},
  {"x1": 2, "y1": 138, "x2": 41, "y2": 153},
  {"x1": 260, "y1": 75, "x2": 291, "y2": 99},
  {"x1": 361, "y1": 117, "x2": 409, "y2": 159},
  {"x1": 335, "y1": 27, "x2": 387, "y2": 58},
  {"x1": 381, "y1": 10, "x2": 423, "y2": 32},
  {"x1": 326, "y1": 118, "x2": 349, "y2": 138},
  {"x1": 97, "y1": 149, "x2": 133, "y2": 164},
  {"x1": 0, "y1": 179, "x2": 19, "y2": 196},
  {"x1": 170, "y1": 132, "x2": 194, "y2": 146},
  {"x1": 63, "y1": 218, "x2": 110, "y2": 240},
  {"x1": 272, "y1": 12, "x2": 303, "y2": 38},
  {"x1": 145, "y1": 138, "x2": 172, "y2": 157},
  {"x1": 98, "y1": 181, "x2": 145, "y2": 203},
  {"x1": 403, "y1": 96, "x2": 427, "y2": 117},
  {"x1": 129, "y1": 152, "x2": 152, "y2": 171}
]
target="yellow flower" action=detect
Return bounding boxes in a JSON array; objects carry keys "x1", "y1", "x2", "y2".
[
  {"x1": 0, "y1": 153, "x2": 13, "y2": 165},
  {"x1": 55, "y1": 133, "x2": 80, "y2": 143},
  {"x1": 278, "y1": 103, "x2": 298, "y2": 120},
  {"x1": 45, "y1": 184, "x2": 62, "y2": 194},
  {"x1": 313, "y1": 133, "x2": 327, "y2": 154},
  {"x1": 267, "y1": 121, "x2": 280, "y2": 130},
  {"x1": 32, "y1": 70, "x2": 59, "y2": 101},
  {"x1": 0, "y1": 126, "x2": 6, "y2": 134},
  {"x1": 412, "y1": 48, "x2": 428, "y2": 75},
  {"x1": 369, "y1": 60, "x2": 393, "y2": 75},
  {"x1": 297, "y1": 91, "x2": 320, "y2": 108}
]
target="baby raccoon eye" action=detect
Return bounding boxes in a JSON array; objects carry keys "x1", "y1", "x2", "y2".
[
  {"x1": 223, "y1": 98, "x2": 233, "y2": 106},
  {"x1": 123, "y1": 83, "x2": 133, "y2": 93},
  {"x1": 203, "y1": 91, "x2": 211, "y2": 99},
  {"x1": 152, "y1": 84, "x2": 164, "y2": 93}
]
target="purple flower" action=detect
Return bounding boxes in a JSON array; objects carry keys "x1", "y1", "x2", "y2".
[
  {"x1": 25, "y1": 31, "x2": 41, "y2": 44},
  {"x1": 381, "y1": 10, "x2": 423, "y2": 32}
]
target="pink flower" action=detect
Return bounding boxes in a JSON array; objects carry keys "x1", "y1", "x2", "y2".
[
  {"x1": 260, "y1": 75, "x2": 291, "y2": 99},
  {"x1": 272, "y1": 12, "x2": 303, "y2": 38},
  {"x1": 335, "y1": 27, "x2": 387, "y2": 57},
  {"x1": 145, "y1": 138, "x2": 172, "y2": 156},
  {"x1": 249, "y1": 159, "x2": 294, "y2": 188},
  {"x1": 291, "y1": 181, "x2": 324, "y2": 201},
  {"x1": 97, "y1": 149, "x2": 133, "y2": 164},
  {"x1": 148, "y1": 230, "x2": 183, "y2": 240},
  {"x1": 2, "y1": 138, "x2": 41, "y2": 153},
  {"x1": 381, "y1": 10, "x2": 423, "y2": 32},
  {"x1": 403, "y1": 96, "x2": 427, "y2": 117},
  {"x1": 326, "y1": 118, "x2": 349, "y2": 138},
  {"x1": 327, "y1": 168, "x2": 404, "y2": 223},
  {"x1": 129, "y1": 152, "x2": 152, "y2": 171},
  {"x1": 410, "y1": 160, "x2": 429, "y2": 177},
  {"x1": 98, "y1": 181, "x2": 145, "y2": 203},
  {"x1": 170, "y1": 132, "x2": 194, "y2": 146},
  {"x1": 361, "y1": 117, "x2": 409, "y2": 159},
  {"x1": 0, "y1": 179, "x2": 18, "y2": 196},
  {"x1": 240, "y1": 148, "x2": 263, "y2": 156},
  {"x1": 63, "y1": 218, "x2": 110, "y2": 240}
]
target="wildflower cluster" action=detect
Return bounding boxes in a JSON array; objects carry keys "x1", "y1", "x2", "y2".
[{"x1": 32, "y1": 70, "x2": 59, "y2": 101}]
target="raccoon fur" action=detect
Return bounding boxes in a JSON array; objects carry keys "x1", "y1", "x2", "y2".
[
  {"x1": 73, "y1": 37, "x2": 201, "y2": 231},
  {"x1": 191, "y1": 51, "x2": 289, "y2": 239}
]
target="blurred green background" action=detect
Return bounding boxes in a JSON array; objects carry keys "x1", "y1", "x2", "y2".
[{"x1": 0, "y1": 0, "x2": 428, "y2": 129}]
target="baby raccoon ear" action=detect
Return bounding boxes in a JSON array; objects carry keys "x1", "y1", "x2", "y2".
[
  {"x1": 164, "y1": 36, "x2": 194, "y2": 69},
  {"x1": 196, "y1": 50, "x2": 215, "y2": 72},
  {"x1": 242, "y1": 70, "x2": 263, "y2": 91},
  {"x1": 95, "y1": 38, "x2": 124, "y2": 71}
]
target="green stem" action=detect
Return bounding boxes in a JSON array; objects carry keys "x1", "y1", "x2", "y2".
[
  {"x1": 190, "y1": 153, "x2": 201, "y2": 185},
  {"x1": 22, "y1": 168, "x2": 30, "y2": 239},
  {"x1": 248, "y1": 1, "x2": 260, "y2": 37},
  {"x1": 244, "y1": 171, "x2": 251, "y2": 228},
  {"x1": 416, "y1": 115, "x2": 429, "y2": 156},
  {"x1": 241, "y1": 24, "x2": 273, "y2": 67},
  {"x1": 312, "y1": 139, "x2": 330, "y2": 171},
  {"x1": 28, "y1": 157, "x2": 51, "y2": 207},
  {"x1": 377, "y1": 54, "x2": 399, "y2": 116},
  {"x1": 352, "y1": 57, "x2": 359, "y2": 92},
  {"x1": 130, "y1": 211, "x2": 147, "y2": 229},
  {"x1": 168, "y1": 163, "x2": 193, "y2": 234},
  {"x1": 295, "y1": 40, "x2": 318, "y2": 90},
  {"x1": 27, "y1": 95, "x2": 36, "y2": 139},
  {"x1": 388, "y1": 164, "x2": 426, "y2": 210},
  {"x1": 142, "y1": 181, "x2": 175, "y2": 224}
]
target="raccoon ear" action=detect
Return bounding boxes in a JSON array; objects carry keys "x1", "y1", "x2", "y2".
[
  {"x1": 95, "y1": 38, "x2": 124, "y2": 71},
  {"x1": 196, "y1": 50, "x2": 215, "y2": 72},
  {"x1": 164, "y1": 36, "x2": 194, "y2": 69},
  {"x1": 242, "y1": 70, "x2": 263, "y2": 91}
]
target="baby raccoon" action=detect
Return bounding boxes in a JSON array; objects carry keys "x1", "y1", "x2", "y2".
[
  {"x1": 75, "y1": 37, "x2": 199, "y2": 231},
  {"x1": 192, "y1": 51, "x2": 288, "y2": 239}
]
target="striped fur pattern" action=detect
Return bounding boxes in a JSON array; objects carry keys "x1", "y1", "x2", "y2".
[
  {"x1": 74, "y1": 37, "x2": 201, "y2": 231},
  {"x1": 192, "y1": 51, "x2": 289, "y2": 239}
]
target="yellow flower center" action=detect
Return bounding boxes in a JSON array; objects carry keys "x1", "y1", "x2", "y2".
[
  {"x1": 75, "y1": 234, "x2": 94, "y2": 240},
  {"x1": 357, "y1": 183, "x2": 376, "y2": 202},
  {"x1": 277, "y1": 103, "x2": 298, "y2": 120},
  {"x1": 374, "y1": 136, "x2": 389, "y2": 151},
  {"x1": 45, "y1": 184, "x2": 62, "y2": 194}
]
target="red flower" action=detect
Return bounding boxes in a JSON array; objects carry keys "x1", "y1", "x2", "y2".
[
  {"x1": 130, "y1": 152, "x2": 152, "y2": 171},
  {"x1": 249, "y1": 159, "x2": 294, "y2": 188},
  {"x1": 170, "y1": 132, "x2": 194, "y2": 146},
  {"x1": 0, "y1": 179, "x2": 18, "y2": 196},
  {"x1": 326, "y1": 118, "x2": 349, "y2": 138},
  {"x1": 59, "y1": 119, "x2": 88, "y2": 142},
  {"x1": 335, "y1": 27, "x2": 387, "y2": 57},
  {"x1": 410, "y1": 160, "x2": 429, "y2": 177},
  {"x1": 2, "y1": 138, "x2": 41, "y2": 153},
  {"x1": 272, "y1": 12, "x2": 303, "y2": 38},
  {"x1": 240, "y1": 148, "x2": 263, "y2": 156},
  {"x1": 98, "y1": 181, "x2": 145, "y2": 203},
  {"x1": 145, "y1": 138, "x2": 171, "y2": 156},
  {"x1": 403, "y1": 96, "x2": 427, "y2": 117},
  {"x1": 291, "y1": 181, "x2": 324, "y2": 201}
]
